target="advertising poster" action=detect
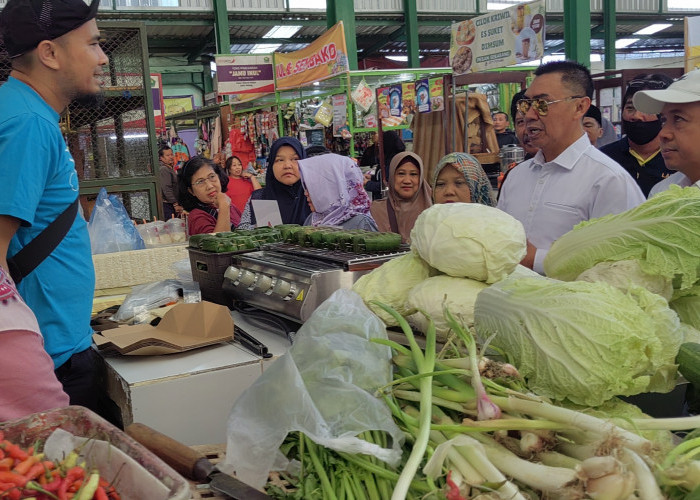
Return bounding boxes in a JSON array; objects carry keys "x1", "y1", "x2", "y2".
[
  {"x1": 686, "y1": 15, "x2": 700, "y2": 72},
  {"x1": 215, "y1": 54, "x2": 275, "y2": 96},
  {"x1": 332, "y1": 94, "x2": 347, "y2": 137},
  {"x1": 274, "y1": 22, "x2": 350, "y2": 90},
  {"x1": 377, "y1": 86, "x2": 391, "y2": 119},
  {"x1": 450, "y1": 0, "x2": 545, "y2": 75},
  {"x1": 389, "y1": 85, "x2": 403, "y2": 117},
  {"x1": 163, "y1": 95, "x2": 194, "y2": 117},
  {"x1": 150, "y1": 73, "x2": 164, "y2": 130},
  {"x1": 415, "y1": 79, "x2": 431, "y2": 113},
  {"x1": 401, "y1": 82, "x2": 416, "y2": 116},
  {"x1": 429, "y1": 77, "x2": 445, "y2": 111}
]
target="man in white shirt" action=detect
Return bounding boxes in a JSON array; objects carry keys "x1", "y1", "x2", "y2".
[
  {"x1": 633, "y1": 69, "x2": 700, "y2": 197},
  {"x1": 498, "y1": 61, "x2": 645, "y2": 274}
]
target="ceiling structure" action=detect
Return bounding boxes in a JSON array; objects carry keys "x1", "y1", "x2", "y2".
[{"x1": 98, "y1": 8, "x2": 689, "y2": 69}]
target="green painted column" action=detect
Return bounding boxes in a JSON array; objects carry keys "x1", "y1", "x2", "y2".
[
  {"x1": 563, "y1": 0, "x2": 591, "y2": 67},
  {"x1": 326, "y1": 0, "x2": 358, "y2": 70},
  {"x1": 213, "y1": 0, "x2": 230, "y2": 55},
  {"x1": 603, "y1": 0, "x2": 616, "y2": 70},
  {"x1": 404, "y1": 0, "x2": 420, "y2": 68}
]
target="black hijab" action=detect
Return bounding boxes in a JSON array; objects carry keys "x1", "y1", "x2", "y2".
[{"x1": 258, "y1": 137, "x2": 311, "y2": 225}]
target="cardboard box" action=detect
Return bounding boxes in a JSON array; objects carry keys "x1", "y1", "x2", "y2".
[{"x1": 93, "y1": 301, "x2": 233, "y2": 355}]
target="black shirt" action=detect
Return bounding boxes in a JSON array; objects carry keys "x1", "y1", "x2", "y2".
[
  {"x1": 496, "y1": 130, "x2": 519, "y2": 150},
  {"x1": 599, "y1": 137, "x2": 674, "y2": 197}
]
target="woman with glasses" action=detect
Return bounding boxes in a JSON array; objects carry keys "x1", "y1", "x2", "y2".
[
  {"x1": 237, "y1": 137, "x2": 311, "y2": 229},
  {"x1": 177, "y1": 156, "x2": 242, "y2": 235}
]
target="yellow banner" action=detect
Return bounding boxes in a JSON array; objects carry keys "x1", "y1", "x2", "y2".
[
  {"x1": 274, "y1": 22, "x2": 349, "y2": 90},
  {"x1": 686, "y1": 16, "x2": 700, "y2": 72}
]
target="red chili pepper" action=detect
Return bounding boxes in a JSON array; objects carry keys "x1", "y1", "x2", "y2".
[
  {"x1": 0, "y1": 471, "x2": 27, "y2": 487},
  {"x1": 0, "y1": 448, "x2": 5, "y2": 460},
  {"x1": 94, "y1": 485, "x2": 110, "y2": 500},
  {"x1": 58, "y1": 467, "x2": 85, "y2": 500},
  {"x1": 0, "y1": 441, "x2": 28, "y2": 461},
  {"x1": 0, "y1": 457, "x2": 13, "y2": 471},
  {"x1": 12, "y1": 454, "x2": 39, "y2": 475},
  {"x1": 26, "y1": 462, "x2": 48, "y2": 481}
]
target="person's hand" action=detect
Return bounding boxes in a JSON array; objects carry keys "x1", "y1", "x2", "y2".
[
  {"x1": 242, "y1": 172, "x2": 252, "y2": 180},
  {"x1": 173, "y1": 202, "x2": 184, "y2": 214},
  {"x1": 214, "y1": 192, "x2": 231, "y2": 210},
  {"x1": 363, "y1": 172, "x2": 371, "y2": 186},
  {"x1": 520, "y1": 240, "x2": 537, "y2": 269}
]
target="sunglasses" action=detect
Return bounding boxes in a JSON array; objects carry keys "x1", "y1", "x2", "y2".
[
  {"x1": 627, "y1": 79, "x2": 669, "y2": 90},
  {"x1": 516, "y1": 96, "x2": 586, "y2": 116}
]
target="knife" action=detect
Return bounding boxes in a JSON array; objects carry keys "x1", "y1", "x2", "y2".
[{"x1": 125, "y1": 423, "x2": 270, "y2": 499}]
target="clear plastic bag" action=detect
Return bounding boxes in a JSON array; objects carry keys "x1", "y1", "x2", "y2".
[
  {"x1": 111, "y1": 279, "x2": 201, "y2": 323},
  {"x1": 220, "y1": 289, "x2": 403, "y2": 489},
  {"x1": 88, "y1": 188, "x2": 145, "y2": 254}
]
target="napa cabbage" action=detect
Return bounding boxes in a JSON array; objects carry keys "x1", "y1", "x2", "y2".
[
  {"x1": 577, "y1": 259, "x2": 673, "y2": 301},
  {"x1": 670, "y1": 284, "x2": 700, "y2": 331},
  {"x1": 410, "y1": 203, "x2": 526, "y2": 283},
  {"x1": 406, "y1": 275, "x2": 488, "y2": 341},
  {"x1": 474, "y1": 275, "x2": 683, "y2": 406},
  {"x1": 544, "y1": 185, "x2": 700, "y2": 291},
  {"x1": 352, "y1": 252, "x2": 436, "y2": 326}
]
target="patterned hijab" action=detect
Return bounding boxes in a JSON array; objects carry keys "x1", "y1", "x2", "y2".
[
  {"x1": 431, "y1": 152, "x2": 496, "y2": 207},
  {"x1": 298, "y1": 154, "x2": 371, "y2": 227}
]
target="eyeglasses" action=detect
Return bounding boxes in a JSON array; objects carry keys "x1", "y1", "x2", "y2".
[
  {"x1": 516, "y1": 96, "x2": 586, "y2": 116},
  {"x1": 192, "y1": 173, "x2": 218, "y2": 188},
  {"x1": 627, "y1": 79, "x2": 669, "y2": 90}
]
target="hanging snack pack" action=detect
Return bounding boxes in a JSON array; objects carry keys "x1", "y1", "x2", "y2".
[
  {"x1": 351, "y1": 78, "x2": 375, "y2": 113},
  {"x1": 313, "y1": 98, "x2": 334, "y2": 127}
]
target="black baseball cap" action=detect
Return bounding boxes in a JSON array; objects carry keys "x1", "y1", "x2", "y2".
[
  {"x1": 584, "y1": 104, "x2": 602, "y2": 127},
  {"x1": 0, "y1": 0, "x2": 100, "y2": 58}
]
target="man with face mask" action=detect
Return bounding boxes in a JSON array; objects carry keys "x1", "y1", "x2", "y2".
[{"x1": 600, "y1": 74, "x2": 675, "y2": 196}]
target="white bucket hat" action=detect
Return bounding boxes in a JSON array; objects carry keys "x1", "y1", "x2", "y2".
[{"x1": 633, "y1": 69, "x2": 700, "y2": 114}]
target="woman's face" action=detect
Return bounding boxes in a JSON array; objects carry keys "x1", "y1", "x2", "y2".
[
  {"x1": 304, "y1": 190, "x2": 316, "y2": 212},
  {"x1": 393, "y1": 161, "x2": 421, "y2": 200},
  {"x1": 188, "y1": 165, "x2": 221, "y2": 204},
  {"x1": 228, "y1": 157, "x2": 243, "y2": 177},
  {"x1": 273, "y1": 145, "x2": 301, "y2": 186},
  {"x1": 434, "y1": 165, "x2": 471, "y2": 204}
]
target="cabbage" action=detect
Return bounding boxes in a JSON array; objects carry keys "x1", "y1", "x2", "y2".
[
  {"x1": 410, "y1": 203, "x2": 526, "y2": 283},
  {"x1": 544, "y1": 185, "x2": 700, "y2": 291},
  {"x1": 576, "y1": 259, "x2": 673, "y2": 301},
  {"x1": 474, "y1": 275, "x2": 682, "y2": 406},
  {"x1": 670, "y1": 284, "x2": 700, "y2": 331},
  {"x1": 406, "y1": 275, "x2": 488, "y2": 341},
  {"x1": 352, "y1": 252, "x2": 436, "y2": 326}
]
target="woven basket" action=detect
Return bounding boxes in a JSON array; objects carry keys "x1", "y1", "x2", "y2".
[{"x1": 93, "y1": 243, "x2": 189, "y2": 290}]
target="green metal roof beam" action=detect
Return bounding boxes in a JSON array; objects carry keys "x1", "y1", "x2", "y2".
[{"x1": 361, "y1": 26, "x2": 406, "y2": 58}]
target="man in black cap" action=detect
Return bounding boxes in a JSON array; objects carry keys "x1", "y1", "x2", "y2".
[
  {"x1": 582, "y1": 104, "x2": 604, "y2": 146},
  {"x1": 0, "y1": 0, "x2": 120, "y2": 424},
  {"x1": 600, "y1": 74, "x2": 675, "y2": 196}
]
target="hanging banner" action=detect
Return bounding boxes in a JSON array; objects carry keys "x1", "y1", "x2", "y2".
[
  {"x1": 429, "y1": 77, "x2": 444, "y2": 111},
  {"x1": 686, "y1": 15, "x2": 700, "y2": 72},
  {"x1": 274, "y1": 22, "x2": 350, "y2": 90},
  {"x1": 332, "y1": 94, "x2": 348, "y2": 137},
  {"x1": 163, "y1": 95, "x2": 194, "y2": 117},
  {"x1": 150, "y1": 73, "x2": 164, "y2": 130},
  {"x1": 401, "y1": 82, "x2": 416, "y2": 116},
  {"x1": 416, "y1": 79, "x2": 431, "y2": 113},
  {"x1": 450, "y1": 0, "x2": 545, "y2": 75},
  {"x1": 389, "y1": 85, "x2": 402, "y2": 117},
  {"x1": 215, "y1": 54, "x2": 275, "y2": 96}
]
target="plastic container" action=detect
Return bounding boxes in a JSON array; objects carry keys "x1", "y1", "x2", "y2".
[{"x1": 0, "y1": 406, "x2": 190, "y2": 500}]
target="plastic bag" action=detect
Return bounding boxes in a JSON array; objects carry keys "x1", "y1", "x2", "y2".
[
  {"x1": 88, "y1": 188, "x2": 145, "y2": 254},
  {"x1": 112, "y1": 279, "x2": 201, "y2": 323},
  {"x1": 220, "y1": 289, "x2": 403, "y2": 489}
]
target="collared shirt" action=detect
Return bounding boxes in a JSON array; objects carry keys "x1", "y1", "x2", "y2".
[
  {"x1": 648, "y1": 171, "x2": 700, "y2": 197},
  {"x1": 497, "y1": 134, "x2": 646, "y2": 274}
]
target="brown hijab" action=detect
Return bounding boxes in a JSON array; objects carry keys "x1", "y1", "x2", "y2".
[{"x1": 370, "y1": 151, "x2": 432, "y2": 243}]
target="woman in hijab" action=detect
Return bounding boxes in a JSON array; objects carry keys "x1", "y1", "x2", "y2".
[
  {"x1": 370, "y1": 151, "x2": 432, "y2": 243},
  {"x1": 177, "y1": 156, "x2": 242, "y2": 235},
  {"x1": 238, "y1": 137, "x2": 310, "y2": 229},
  {"x1": 298, "y1": 153, "x2": 378, "y2": 231},
  {"x1": 431, "y1": 152, "x2": 496, "y2": 206}
]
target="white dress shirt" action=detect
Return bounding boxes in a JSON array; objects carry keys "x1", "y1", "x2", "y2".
[
  {"x1": 497, "y1": 134, "x2": 645, "y2": 274},
  {"x1": 648, "y1": 171, "x2": 700, "y2": 198}
]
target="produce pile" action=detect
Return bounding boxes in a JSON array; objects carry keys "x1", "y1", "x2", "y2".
[
  {"x1": 0, "y1": 431, "x2": 120, "y2": 499},
  {"x1": 225, "y1": 187, "x2": 700, "y2": 499}
]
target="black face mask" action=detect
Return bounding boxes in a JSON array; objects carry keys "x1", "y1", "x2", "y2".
[{"x1": 622, "y1": 119, "x2": 662, "y2": 145}]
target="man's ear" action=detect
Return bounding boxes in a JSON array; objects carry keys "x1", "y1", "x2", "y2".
[
  {"x1": 575, "y1": 97, "x2": 591, "y2": 120},
  {"x1": 34, "y1": 40, "x2": 61, "y2": 70}
]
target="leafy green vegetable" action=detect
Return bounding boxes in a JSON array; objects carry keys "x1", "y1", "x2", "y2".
[
  {"x1": 671, "y1": 285, "x2": 700, "y2": 331},
  {"x1": 544, "y1": 185, "x2": 700, "y2": 291},
  {"x1": 577, "y1": 259, "x2": 673, "y2": 301},
  {"x1": 352, "y1": 252, "x2": 437, "y2": 326},
  {"x1": 474, "y1": 275, "x2": 682, "y2": 406},
  {"x1": 406, "y1": 275, "x2": 488, "y2": 341},
  {"x1": 410, "y1": 203, "x2": 526, "y2": 284}
]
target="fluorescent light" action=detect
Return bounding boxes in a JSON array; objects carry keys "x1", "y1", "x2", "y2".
[
  {"x1": 487, "y1": 1, "x2": 520, "y2": 10},
  {"x1": 615, "y1": 38, "x2": 639, "y2": 49},
  {"x1": 288, "y1": 0, "x2": 325, "y2": 8},
  {"x1": 250, "y1": 43, "x2": 281, "y2": 54},
  {"x1": 634, "y1": 23, "x2": 672, "y2": 35},
  {"x1": 264, "y1": 25, "x2": 302, "y2": 39},
  {"x1": 109, "y1": 134, "x2": 148, "y2": 140},
  {"x1": 386, "y1": 55, "x2": 408, "y2": 62},
  {"x1": 313, "y1": 81, "x2": 320, "y2": 86}
]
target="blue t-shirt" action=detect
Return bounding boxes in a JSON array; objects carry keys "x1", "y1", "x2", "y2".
[{"x1": 0, "y1": 77, "x2": 95, "y2": 368}]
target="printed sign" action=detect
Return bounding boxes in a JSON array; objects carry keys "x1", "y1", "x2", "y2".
[
  {"x1": 429, "y1": 78, "x2": 444, "y2": 111},
  {"x1": 332, "y1": 94, "x2": 348, "y2": 137},
  {"x1": 389, "y1": 85, "x2": 402, "y2": 117},
  {"x1": 450, "y1": 0, "x2": 545, "y2": 74},
  {"x1": 215, "y1": 54, "x2": 275, "y2": 96},
  {"x1": 416, "y1": 79, "x2": 431, "y2": 113},
  {"x1": 274, "y1": 22, "x2": 350, "y2": 90},
  {"x1": 401, "y1": 82, "x2": 416, "y2": 116}
]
